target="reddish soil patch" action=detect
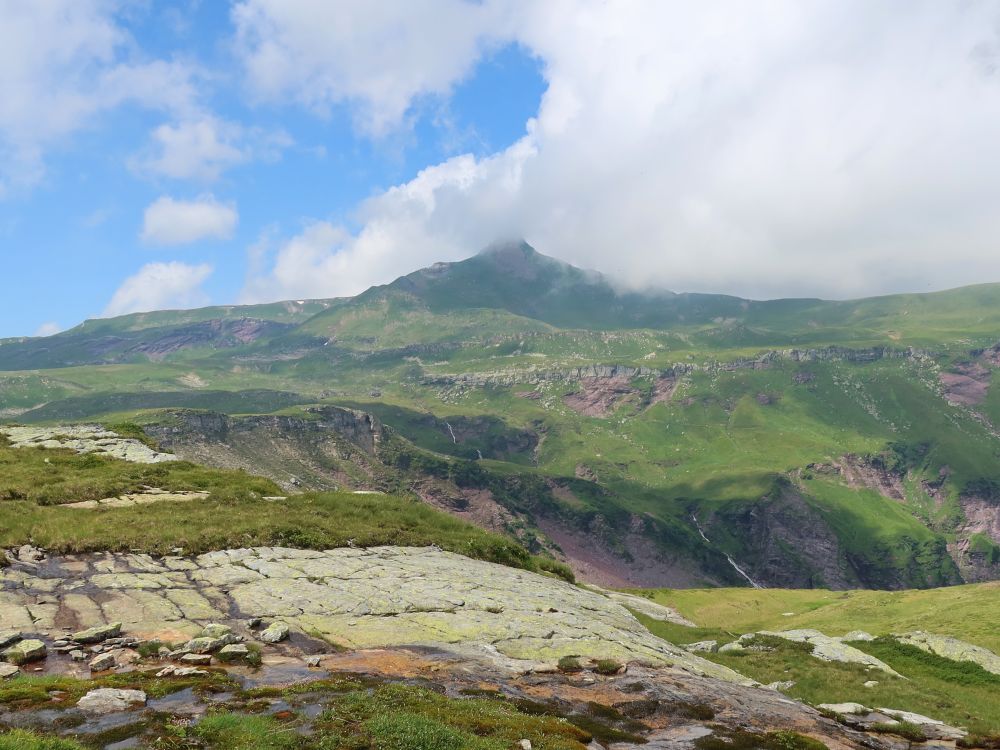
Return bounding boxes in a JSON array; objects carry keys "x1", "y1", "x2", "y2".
[
  {"x1": 940, "y1": 362, "x2": 991, "y2": 406},
  {"x1": 835, "y1": 454, "x2": 906, "y2": 501},
  {"x1": 649, "y1": 377, "x2": 678, "y2": 407},
  {"x1": 537, "y1": 516, "x2": 713, "y2": 589},
  {"x1": 416, "y1": 482, "x2": 516, "y2": 536},
  {"x1": 563, "y1": 376, "x2": 676, "y2": 417},
  {"x1": 563, "y1": 376, "x2": 638, "y2": 417}
]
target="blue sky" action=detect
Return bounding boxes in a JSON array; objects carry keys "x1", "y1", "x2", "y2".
[
  {"x1": 2, "y1": 1, "x2": 1000, "y2": 338},
  {"x1": 0, "y1": 2, "x2": 545, "y2": 336}
]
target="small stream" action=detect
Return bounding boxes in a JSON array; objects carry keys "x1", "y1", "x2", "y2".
[{"x1": 691, "y1": 514, "x2": 763, "y2": 589}]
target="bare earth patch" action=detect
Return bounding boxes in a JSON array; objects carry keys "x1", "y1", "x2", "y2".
[{"x1": 940, "y1": 362, "x2": 992, "y2": 406}]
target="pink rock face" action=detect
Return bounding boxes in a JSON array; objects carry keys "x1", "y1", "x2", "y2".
[{"x1": 939, "y1": 361, "x2": 992, "y2": 406}]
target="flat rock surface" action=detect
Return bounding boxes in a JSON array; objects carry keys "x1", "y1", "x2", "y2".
[
  {"x1": 0, "y1": 545, "x2": 744, "y2": 683},
  {"x1": 0, "y1": 424, "x2": 176, "y2": 463}
]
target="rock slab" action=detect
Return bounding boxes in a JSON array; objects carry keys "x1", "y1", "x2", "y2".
[{"x1": 77, "y1": 688, "x2": 147, "y2": 714}]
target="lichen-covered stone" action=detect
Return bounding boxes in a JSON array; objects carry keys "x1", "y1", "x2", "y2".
[
  {"x1": 89, "y1": 652, "x2": 115, "y2": 671},
  {"x1": 0, "y1": 425, "x2": 176, "y2": 464},
  {"x1": 2, "y1": 638, "x2": 46, "y2": 665},
  {"x1": 72, "y1": 622, "x2": 122, "y2": 644},
  {"x1": 758, "y1": 629, "x2": 900, "y2": 676},
  {"x1": 0, "y1": 546, "x2": 749, "y2": 682},
  {"x1": 77, "y1": 688, "x2": 146, "y2": 714},
  {"x1": 259, "y1": 622, "x2": 290, "y2": 643},
  {"x1": 218, "y1": 644, "x2": 249, "y2": 661},
  {"x1": 895, "y1": 631, "x2": 1000, "y2": 676},
  {"x1": 184, "y1": 636, "x2": 228, "y2": 654},
  {"x1": 201, "y1": 623, "x2": 232, "y2": 639}
]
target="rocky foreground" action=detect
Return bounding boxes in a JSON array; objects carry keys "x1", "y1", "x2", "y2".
[{"x1": 0, "y1": 544, "x2": 937, "y2": 749}]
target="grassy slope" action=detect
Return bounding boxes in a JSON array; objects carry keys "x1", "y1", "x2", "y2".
[
  {"x1": 636, "y1": 583, "x2": 1000, "y2": 652},
  {"x1": 637, "y1": 616, "x2": 1000, "y2": 738},
  {"x1": 4, "y1": 250, "x2": 1000, "y2": 588},
  {"x1": 0, "y1": 437, "x2": 570, "y2": 579}
]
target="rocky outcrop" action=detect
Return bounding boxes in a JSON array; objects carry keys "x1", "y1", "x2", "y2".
[
  {"x1": 0, "y1": 424, "x2": 177, "y2": 463},
  {"x1": 819, "y1": 703, "x2": 966, "y2": 741},
  {"x1": 77, "y1": 688, "x2": 147, "y2": 714},
  {"x1": 0, "y1": 545, "x2": 745, "y2": 683},
  {"x1": 894, "y1": 631, "x2": 1000, "y2": 675},
  {"x1": 145, "y1": 406, "x2": 387, "y2": 491},
  {"x1": 151, "y1": 405, "x2": 384, "y2": 455},
  {"x1": 424, "y1": 347, "x2": 928, "y2": 390},
  {"x1": 754, "y1": 630, "x2": 901, "y2": 676}
]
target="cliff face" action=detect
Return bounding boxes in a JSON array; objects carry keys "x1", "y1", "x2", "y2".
[{"x1": 147, "y1": 407, "x2": 387, "y2": 491}]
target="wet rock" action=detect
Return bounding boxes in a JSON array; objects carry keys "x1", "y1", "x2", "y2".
[
  {"x1": 259, "y1": 621, "x2": 290, "y2": 643},
  {"x1": 0, "y1": 664, "x2": 19, "y2": 679},
  {"x1": 180, "y1": 653, "x2": 212, "y2": 666},
  {"x1": 2, "y1": 638, "x2": 46, "y2": 665},
  {"x1": 77, "y1": 688, "x2": 146, "y2": 714},
  {"x1": 69, "y1": 650, "x2": 86, "y2": 661},
  {"x1": 0, "y1": 630, "x2": 22, "y2": 649},
  {"x1": 156, "y1": 665, "x2": 207, "y2": 678},
  {"x1": 305, "y1": 654, "x2": 322, "y2": 667},
  {"x1": 89, "y1": 652, "x2": 116, "y2": 671},
  {"x1": 72, "y1": 621, "x2": 122, "y2": 644}
]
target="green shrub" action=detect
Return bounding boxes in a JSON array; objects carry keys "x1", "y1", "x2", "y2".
[
  {"x1": 593, "y1": 659, "x2": 623, "y2": 675},
  {"x1": 557, "y1": 655, "x2": 583, "y2": 673}
]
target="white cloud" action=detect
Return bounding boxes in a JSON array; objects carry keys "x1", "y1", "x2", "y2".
[
  {"x1": 132, "y1": 116, "x2": 293, "y2": 182},
  {"x1": 232, "y1": 0, "x2": 510, "y2": 135},
  {"x1": 103, "y1": 262, "x2": 213, "y2": 317},
  {"x1": 0, "y1": 1, "x2": 200, "y2": 194},
  {"x1": 33, "y1": 322, "x2": 62, "y2": 337},
  {"x1": 135, "y1": 117, "x2": 246, "y2": 182},
  {"x1": 141, "y1": 195, "x2": 238, "y2": 246},
  {"x1": 236, "y1": 0, "x2": 1000, "y2": 300}
]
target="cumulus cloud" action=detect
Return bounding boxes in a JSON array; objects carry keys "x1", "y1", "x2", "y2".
[
  {"x1": 103, "y1": 261, "x2": 213, "y2": 317},
  {"x1": 232, "y1": 0, "x2": 509, "y2": 135},
  {"x1": 131, "y1": 116, "x2": 293, "y2": 182},
  {"x1": 141, "y1": 195, "x2": 238, "y2": 246},
  {"x1": 236, "y1": 0, "x2": 1000, "y2": 301},
  {"x1": 0, "y1": 1, "x2": 200, "y2": 194}
]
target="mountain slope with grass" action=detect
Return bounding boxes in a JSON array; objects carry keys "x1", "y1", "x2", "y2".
[{"x1": 4, "y1": 241, "x2": 1000, "y2": 590}]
